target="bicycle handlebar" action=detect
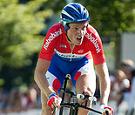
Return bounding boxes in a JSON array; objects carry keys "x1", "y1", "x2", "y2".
[
  {"x1": 58, "y1": 74, "x2": 103, "y2": 114},
  {"x1": 77, "y1": 94, "x2": 97, "y2": 101},
  {"x1": 59, "y1": 93, "x2": 102, "y2": 114}
]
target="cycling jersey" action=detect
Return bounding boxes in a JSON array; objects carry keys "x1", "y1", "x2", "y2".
[
  {"x1": 39, "y1": 22, "x2": 105, "y2": 65},
  {"x1": 38, "y1": 22, "x2": 105, "y2": 92}
]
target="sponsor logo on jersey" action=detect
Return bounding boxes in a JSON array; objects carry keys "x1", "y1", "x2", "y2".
[
  {"x1": 85, "y1": 33, "x2": 101, "y2": 53},
  {"x1": 55, "y1": 49, "x2": 87, "y2": 59},
  {"x1": 44, "y1": 29, "x2": 62, "y2": 50}
]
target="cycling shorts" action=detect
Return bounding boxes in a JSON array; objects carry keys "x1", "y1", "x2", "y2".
[{"x1": 45, "y1": 54, "x2": 96, "y2": 92}]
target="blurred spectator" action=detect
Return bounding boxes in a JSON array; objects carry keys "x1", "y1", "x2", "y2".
[
  {"x1": 110, "y1": 69, "x2": 130, "y2": 114},
  {"x1": 119, "y1": 59, "x2": 135, "y2": 115},
  {"x1": 127, "y1": 68, "x2": 135, "y2": 115},
  {"x1": 0, "y1": 83, "x2": 41, "y2": 114},
  {"x1": 0, "y1": 89, "x2": 9, "y2": 113},
  {"x1": 120, "y1": 59, "x2": 134, "y2": 81},
  {"x1": 27, "y1": 87, "x2": 37, "y2": 109},
  {"x1": 6, "y1": 88, "x2": 22, "y2": 112},
  {"x1": 21, "y1": 87, "x2": 37, "y2": 111},
  {"x1": 21, "y1": 91, "x2": 29, "y2": 111}
]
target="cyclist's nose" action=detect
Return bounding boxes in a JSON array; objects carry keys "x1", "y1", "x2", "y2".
[
  {"x1": 76, "y1": 29, "x2": 85, "y2": 35},
  {"x1": 77, "y1": 28, "x2": 82, "y2": 33}
]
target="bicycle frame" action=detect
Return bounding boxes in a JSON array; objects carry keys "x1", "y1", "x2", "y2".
[{"x1": 55, "y1": 74, "x2": 103, "y2": 115}]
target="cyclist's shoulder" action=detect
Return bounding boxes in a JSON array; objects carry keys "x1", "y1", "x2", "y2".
[
  {"x1": 85, "y1": 24, "x2": 103, "y2": 51},
  {"x1": 86, "y1": 24, "x2": 99, "y2": 35},
  {"x1": 48, "y1": 22, "x2": 64, "y2": 33},
  {"x1": 85, "y1": 24, "x2": 102, "y2": 42},
  {"x1": 45, "y1": 22, "x2": 64, "y2": 40}
]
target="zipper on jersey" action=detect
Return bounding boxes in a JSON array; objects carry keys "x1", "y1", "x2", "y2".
[
  {"x1": 69, "y1": 44, "x2": 75, "y2": 61},
  {"x1": 66, "y1": 35, "x2": 75, "y2": 61}
]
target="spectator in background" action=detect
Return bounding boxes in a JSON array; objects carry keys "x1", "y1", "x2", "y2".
[
  {"x1": 21, "y1": 87, "x2": 37, "y2": 111},
  {"x1": 127, "y1": 68, "x2": 135, "y2": 115},
  {"x1": 0, "y1": 89, "x2": 9, "y2": 113},
  {"x1": 120, "y1": 59, "x2": 134, "y2": 81},
  {"x1": 6, "y1": 89, "x2": 22, "y2": 112},
  {"x1": 119, "y1": 59, "x2": 135, "y2": 115},
  {"x1": 110, "y1": 69, "x2": 130, "y2": 114}
]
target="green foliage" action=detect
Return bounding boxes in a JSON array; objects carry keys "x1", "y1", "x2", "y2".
[
  {"x1": 0, "y1": 0, "x2": 52, "y2": 68},
  {"x1": 74, "y1": 0, "x2": 135, "y2": 36}
]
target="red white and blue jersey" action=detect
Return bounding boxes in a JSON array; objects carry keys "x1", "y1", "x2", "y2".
[
  {"x1": 39, "y1": 22, "x2": 105, "y2": 64},
  {"x1": 38, "y1": 22, "x2": 105, "y2": 91}
]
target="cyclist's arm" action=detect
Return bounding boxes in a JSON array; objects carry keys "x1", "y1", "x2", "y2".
[
  {"x1": 34, "y1": 24, "x2": 59, "y2": 97},
  {"x1": 34, "y1": 58, "x2": 55, "y2": 97},
  {"x1": 95, "y1": 62, "x2": 110, "y2": 105}
]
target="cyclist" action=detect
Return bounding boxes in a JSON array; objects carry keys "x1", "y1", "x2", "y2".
[{"x1": 34, "y1": 3, "x2": 113, "y2": 115}]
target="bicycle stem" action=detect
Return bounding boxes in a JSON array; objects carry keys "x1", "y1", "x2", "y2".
[{"x1": 61, "y1": 74, "x2": 71, "y2": 103}]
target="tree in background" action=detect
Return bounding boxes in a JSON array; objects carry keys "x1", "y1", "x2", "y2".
[
  {"x1": 0, "y1": 0, "x2": 53, "y2": 89},
  {"x1": 0, "y1": 0, "x2": 54, "y2": 68}
]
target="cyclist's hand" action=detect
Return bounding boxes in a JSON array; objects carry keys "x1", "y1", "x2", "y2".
[
  {"x1": 100, "y1": 104, "x2": 113, "y2": 115},
  {"x1": 47, "y1": 93, "x2": 62, "y2": 110}
]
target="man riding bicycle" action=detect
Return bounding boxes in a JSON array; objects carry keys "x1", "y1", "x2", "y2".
[{"x1": 34, "y1": 3, "x2": 113, "y2": 115}]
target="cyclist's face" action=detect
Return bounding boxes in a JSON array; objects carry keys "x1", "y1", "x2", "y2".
[{"x1": 67, "y1": 22, "x2": 88, "y2": 45}]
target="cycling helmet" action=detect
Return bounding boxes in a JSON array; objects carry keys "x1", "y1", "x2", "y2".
[{"x1": 60, "y1": 3, "x2": 90, "y2": 25}]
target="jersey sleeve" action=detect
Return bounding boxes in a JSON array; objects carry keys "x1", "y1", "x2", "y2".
[
  {"x1": 38, "y1": 26, "x2": 57, "y2": 61},
  {"x1": 87, "y1": 26, "x2": 106, "y2": 65}
]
